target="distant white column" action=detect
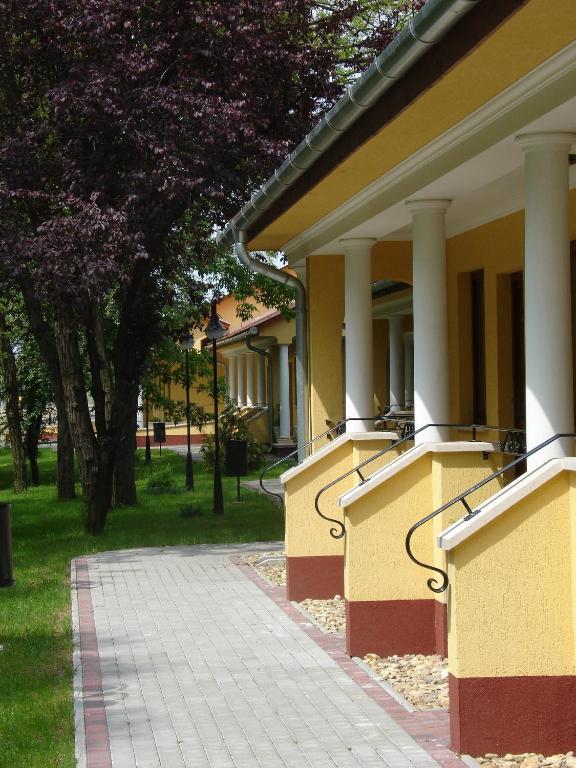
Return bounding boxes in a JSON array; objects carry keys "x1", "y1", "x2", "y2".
[
  {"x1": 137, "y1": 389, "x2": 143, "y2": 428},
  {"x1": 256, "y1": 354, "x2": 266, "y2": 406},
  {"x1": 228, "y1": 356, "x2": 237, "y2": 403},
  {"x1": 403, "y1": 331, "x2": 414, "y2": 408},
  {"x1": 237, "y1": 354, "x2": 246, "y2": 407},
  {"x1": 278, "y1": 344, "x2": 291, "y2": 439},
  {"x1": 246, "y1": 353, "x2": 255, "y2": 407},
  {"x1": 406, "y1": 200, "x2": 451, "y2": 444},
  {"x1": 341, "y1": 238, "x2": 376, "y2": 432},
  {"x1": 388, "y1": 316, "x2": 404, "y2": 410},
  {"x1": 517, "y1": 131, "x2": 576, "y2": 466}
]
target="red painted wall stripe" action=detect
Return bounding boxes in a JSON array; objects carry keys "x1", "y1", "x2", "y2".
[{"x1": 75, "y1": 558, "x2": 113, "y2": 768}]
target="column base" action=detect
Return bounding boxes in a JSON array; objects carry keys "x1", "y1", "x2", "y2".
[
  {"x1": 286, "y1": 555, "x2": 344, "y2": 601},
  {"x1": 346, "y1": 599, "x2": 447, "y2": 658},
  {"x1": 449, "y1": 673, "x2": 576, "y2": 756}
]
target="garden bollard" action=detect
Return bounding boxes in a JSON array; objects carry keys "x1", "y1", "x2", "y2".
[{"x1": 0, "y1": 503, "x2": 14, "y2": 587}]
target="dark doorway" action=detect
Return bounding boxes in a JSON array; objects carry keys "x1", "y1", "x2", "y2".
[
  {"x1": 470, "y1": 270, "x2": 486, "y2": 424},
  {"x1": 510, "y1": 271, "x2": 525, "y2": 431}
]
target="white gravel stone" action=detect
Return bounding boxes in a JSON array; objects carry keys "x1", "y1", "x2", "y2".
[
  {"x1": 477, "y1": 753, "x2": 575, "y2": 768},
  {"x1": 242, "y1": 551, "x2": 286, "y2": 585},
  {"x1": 362, "y1": 653, "x2": 449, "y2": 710},
  {"x1": 298, "y1": 596, "x2": 346, "y2": 633}
]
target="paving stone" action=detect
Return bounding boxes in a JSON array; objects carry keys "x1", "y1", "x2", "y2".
[{"x1": 74, "y1": 543, "x2": 450, "y2": 767}]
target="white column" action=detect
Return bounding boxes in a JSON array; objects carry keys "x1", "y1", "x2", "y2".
[
  {"x1": 246, "y1": 353, "x2": 255, "y2": 407},
  {"x1": 228, "y1": 356, "x2": 237, "y2": 403},
  {"x1": 403, "y1": 331, "x2": 414, "y2": 408},
  {"x1": 237, "y1": 354, "x2": 246, "y2": 407},
  {"x1": 406, "y1": 200, "x2": 451, "y2": 443},
  {"x1": 278, "y1": 344, "x2": 291, "y2": 439},
  {"x1": 341, "y1": 238, "x2": 376, "y2": 432},
  {"x1": 256, "y1": 354, "x2": 266, "y2": 406},
  {"x1": 388, "y1": 316, "x2": 405, "y2": 410},
  {"x1": 517, "y1": 132, "x2": 576, "y2": 466},
  {"x1": 137, "y1": 389, "x2": 143, "y2": 428}
]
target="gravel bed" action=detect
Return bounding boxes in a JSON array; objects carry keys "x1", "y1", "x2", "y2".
[
  {"x1": 298, "y1": 595, "x2": 346, "y2": 633},
  {"x1": 242, "y1": 552, "x2": 286, "y2": 586},
  {"x1": 362, "y1": 653, "x2": 449, "y2": 710},
  {"x1": 477, "y1": 754, "x2": 576, "y2": 768}
]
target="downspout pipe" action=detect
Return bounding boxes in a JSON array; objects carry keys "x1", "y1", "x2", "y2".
[{"x1": 234, "y1": 231, "x2": 307, "y2": 461}]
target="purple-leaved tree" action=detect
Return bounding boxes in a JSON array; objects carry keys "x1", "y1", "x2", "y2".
[{"x1": 0, "y1": 0, "x2": 354, "y2": 532}]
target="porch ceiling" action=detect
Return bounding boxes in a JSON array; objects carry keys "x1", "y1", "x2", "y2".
[{"x1": 284, "y1": 41, "x2": 576, "y2": 262}]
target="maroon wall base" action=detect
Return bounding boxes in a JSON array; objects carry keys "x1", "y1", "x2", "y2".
[
  {"x1": 346, "y1": 599, "x2": 448, "y2": 658},
  {"x1": 286, "y1": 555, "x2": 344, "y2": 601},
  {"x1": 136, "y1": 434, "x2": 206, "y2": 448},
  {"x1": 434, "y1": 600, "x2": 448, "y2": 658},
  {"x1": 449, "y1": 673, "x2": 576, "y2": 756}
]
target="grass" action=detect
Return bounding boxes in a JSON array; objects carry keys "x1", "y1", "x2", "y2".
[{"x1": 0, "y1": 448, "x2": 283, "y2": 768}]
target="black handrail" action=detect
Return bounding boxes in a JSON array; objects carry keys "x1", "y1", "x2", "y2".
[
  {"x1": 315, "y1": 422, "x2": 526, "y2": 540},
  {"x1": 258, "y1": 406, "x2": 412, "y2": 505},
  {"x1": 405, "y1": 431, "x2": 574, "y2": 594}
]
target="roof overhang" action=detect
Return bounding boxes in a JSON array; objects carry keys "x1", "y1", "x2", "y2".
[{"x1": 219, "y1": 0, "x2": 576, "y2": 259}]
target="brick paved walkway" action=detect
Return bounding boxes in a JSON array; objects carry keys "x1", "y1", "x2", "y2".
[{"x1": 72, "y1": 543, "x2": 465, "y2": 768}]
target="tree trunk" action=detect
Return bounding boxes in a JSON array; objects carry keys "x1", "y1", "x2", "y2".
[
  {"x1": 112, "y1": 381, "x2": 138, "y2": 507},
  {"x1": 24, "y1": 414, "x2": 42, "y2": 486},
  {"x1": 19, "y1": 282, "x2": 76, "y2": 498},
  {"x1": 0, "y1": 311, "x2": 27, "y2": 492},
  {"x1": 52, "y1": 309, "x2": 105, "y2": 531},
  {"x1": 55, "y1": 403, "x2": 75, "y2": 499}
]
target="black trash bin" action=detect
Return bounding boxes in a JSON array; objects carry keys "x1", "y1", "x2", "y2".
[
  {"x1": 0, "y1": 503, "x2": 14, "y2": 587},
  {"x1": 225, "y1": 439, "x2": 248, "y2": 477}
]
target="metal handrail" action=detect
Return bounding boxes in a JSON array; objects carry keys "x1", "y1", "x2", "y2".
[
  {"x1": 405, "y1": 431, "x2": 574, "y2": 594},
  {"x1": 315, "y1": 422, "x2": 526, "y2": 540},
  {"x1": 258, "y1": 405, "x2": 413, "y2": 505}
]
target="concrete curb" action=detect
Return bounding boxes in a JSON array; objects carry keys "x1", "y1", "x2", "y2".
[{"x1": 352, "y1": 655, "x2": 418, "y2": 712}]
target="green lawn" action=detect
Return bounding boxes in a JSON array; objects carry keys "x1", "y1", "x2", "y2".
[{"x1": 0, "y1": 448, "x2": 283, "y2": 768}]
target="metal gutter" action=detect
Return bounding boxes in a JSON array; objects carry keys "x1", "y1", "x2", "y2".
[
  {"x1": 218, "y1": 0, "x2": 480, "y2": 247},
  {"x1": 212, "y1": 326, "x2": 259, "y2": 348}
]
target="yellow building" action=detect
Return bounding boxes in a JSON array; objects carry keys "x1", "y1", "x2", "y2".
[
  {"x1": 220, "y1": 0, "x2": 576, "y2": 757},
  {"x1": 137, "y1": 293, "x2": 297, "y2": 449}
]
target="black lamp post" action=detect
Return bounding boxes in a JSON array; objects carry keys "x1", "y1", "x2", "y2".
[
  {"x1": 144, "y1": 396, "x2": 151, "y2": 465},
  {"x1": 204, "y1": 301, "x2": 226, "y2": 515},
  {"x1": 179, "y1": 327, "x2": 195, "y2": 491}
]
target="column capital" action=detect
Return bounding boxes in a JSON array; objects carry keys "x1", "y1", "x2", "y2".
[
  {"x1": 339, "y1": 237, "x2": 376, "y2": 258},
  {"x1": 516, "y1": 131, "x2": 576, "y2": 153},
  {"x1": 405, "y1": 199, "x2": 451, "y2": 216}
]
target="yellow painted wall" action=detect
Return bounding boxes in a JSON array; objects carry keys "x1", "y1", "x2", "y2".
[
  {"x1": 344, "y1": 449, "x2": 503, "y2": 602},
  {"x1": 307, "y1": 242, "x2": 412, "y2": 442},
  {"x1": 284, "y1": 436, "x2": 399, "y2": 558},
  {"x1": 448, "y1": 472, "x2": 575, "y2": 678},
  {"x1": 373, "y1": 320, "x2": 389, "y2": 413},
  {"x1": 446, "y1": 191, "x2": 576, "y2": 427}
]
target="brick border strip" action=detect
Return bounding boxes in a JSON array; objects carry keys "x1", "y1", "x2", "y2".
[
  {"x1": 73, "y1": 557, "x2": 113, "y2": 768},
  {"x1": 233, "y1": 556, "x2": 468, "y2": 768}
]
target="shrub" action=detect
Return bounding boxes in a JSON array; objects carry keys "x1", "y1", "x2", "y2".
[
  {"x1": 145, "y1": 466, "x2": 174, "y2": 490},
  {"x1": 201, "y1": 398, "x2": 266, "y2": 473}
]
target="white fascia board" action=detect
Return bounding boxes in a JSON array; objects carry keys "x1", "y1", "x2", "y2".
[
  {"x1": 280, "y1": 432, "x2": 350, "y2": 483},
  {"x1": 280, "y1": 430, "x2": 398, "y2": 484},
  {"x1": 338, "y1": 440, "x2": 494, "y2": 508},
  {"x1": 284, "y1": 41, "x2": 576, "y2": 261},
  {"x1": 438, "y1": 457, "x2": 576, "y2": 550},
  {"x1": 347, "y1": 430, "x2": 399, "y2": 441}
]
